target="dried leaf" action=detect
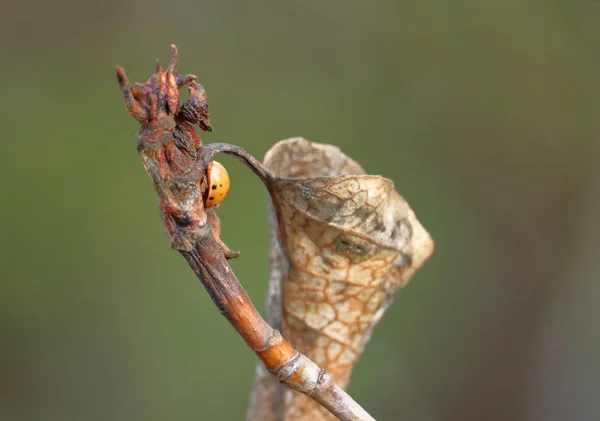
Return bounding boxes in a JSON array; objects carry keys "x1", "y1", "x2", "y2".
[{"x1": 247, "y1": 138, "x2": 434, "y2": 421}]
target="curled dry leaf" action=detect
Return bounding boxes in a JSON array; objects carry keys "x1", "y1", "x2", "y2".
[{"x1": 247, "y1": 138, "x2": 434, "y2": 421}]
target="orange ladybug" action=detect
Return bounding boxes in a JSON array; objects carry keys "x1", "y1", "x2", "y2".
[{"x1": 204, "y1": 161, "x2": 230, "y2": 208}]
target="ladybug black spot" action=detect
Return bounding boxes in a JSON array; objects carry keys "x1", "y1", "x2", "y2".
[
  {"x1": 209, "y1": 197, "x2": 215, "y2": 200},
  {"x1": 219, "y1": 184, "x2": 223, "y2": 187},
  {"x1": 212, "y1": 185, "x2": 217, "y2": 190}
]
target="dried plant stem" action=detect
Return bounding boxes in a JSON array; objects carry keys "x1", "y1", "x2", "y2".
[
  {"x1": 116, "y1": 45, "x2": 376, "y2": 421},
  {"x1": 181, "y1": 235, "x2": 376, "y2": 421}
]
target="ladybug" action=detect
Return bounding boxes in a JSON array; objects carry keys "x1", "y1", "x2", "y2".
[{"x1": 204, "y1": 161, "x2": 230, "y2": 208}]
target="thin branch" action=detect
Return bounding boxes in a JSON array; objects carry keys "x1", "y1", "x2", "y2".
[
  {"x1": 181, "y1": 234, "x2": 375, "y2": 421},
  {"x1": 202, "y1": 142, "x2": 274, "y2": 186}
]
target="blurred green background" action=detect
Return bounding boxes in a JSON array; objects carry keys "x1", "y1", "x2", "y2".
[{"x1": 1, "y1": 1, "x2": 599, "y2": 420}]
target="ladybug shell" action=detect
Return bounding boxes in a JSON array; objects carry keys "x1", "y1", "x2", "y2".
[{"x1": 204, "y1": 161, "x2": 230, "y2": 208}]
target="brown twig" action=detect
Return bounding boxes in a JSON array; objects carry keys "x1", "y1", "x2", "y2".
[
  {"x1": 116, "y1": 45, "x2": 376, "y2": 421},
  {"x1": 182, "y1": 233, "x2": 375, "y2": 421}
]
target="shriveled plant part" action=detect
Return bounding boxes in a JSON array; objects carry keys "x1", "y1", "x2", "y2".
[
  {"x1": 116, "y1": 46, "x2": 433, "y2": 421},
  {"x1": 247, "y1": 139, "x2": 434, "y2": 421}
]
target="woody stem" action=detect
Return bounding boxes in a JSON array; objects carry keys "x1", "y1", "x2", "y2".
[{"x1": 180, "y1": 234, "x2": 376, "y2": 421}]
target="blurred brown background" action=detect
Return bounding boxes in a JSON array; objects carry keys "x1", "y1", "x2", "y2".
[{"x1": 1, "y1": 1, "x2": 599, "y2": 420}]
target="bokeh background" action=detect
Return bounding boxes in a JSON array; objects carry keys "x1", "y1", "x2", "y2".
[{"x1": 1, "y1": 1, "x2": 599, "y2": 420}]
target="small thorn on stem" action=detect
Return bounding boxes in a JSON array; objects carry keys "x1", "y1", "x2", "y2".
[
  {"x1": 177, "y1": 74, "x2": 197, "y2": 87},
  {"x1": 116, "y1": 66, "x2": 147, "y2": 122},
  {"x1": 168, "y1": 44, "x2": 179, "y2": 73},
  {"x1": 116, "y1": 66, "x2": 128, "y2": 88}
]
